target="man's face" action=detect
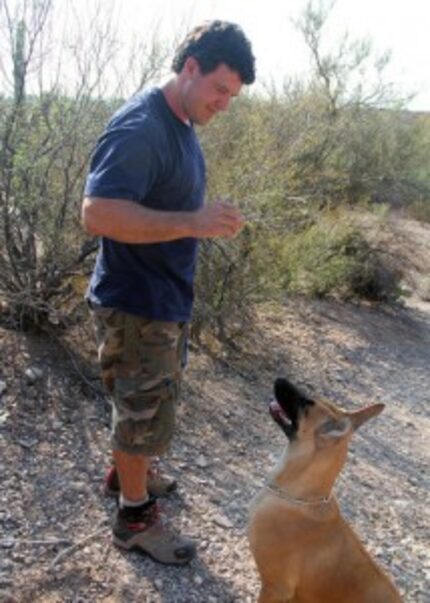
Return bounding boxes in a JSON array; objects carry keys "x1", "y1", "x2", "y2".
[{"x1": 181, "y1": 59, "x2": 243, "y2": 125}]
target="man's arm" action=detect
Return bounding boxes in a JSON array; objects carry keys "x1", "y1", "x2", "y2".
[{"x1": 81, "y1": 196, "x2": 244, "y2": 243}]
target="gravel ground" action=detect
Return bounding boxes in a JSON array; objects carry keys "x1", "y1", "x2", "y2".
[
  {"x1": 0, "y1": 292, "x2": 429, "y2": 603},
  {"x1": 1, "y1": 215, "x2": 429, "y2": 602}
]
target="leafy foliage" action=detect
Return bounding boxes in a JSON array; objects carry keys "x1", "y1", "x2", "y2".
[
  {"x1": 0, "y1": 0, "x2": 166, "y2": 328},
  {"x1": 0, "y1": 0, "x2": 429, "y2": 339},
  {"x1": 281, "y1": 212, "x2": 401, "y2": 300}
]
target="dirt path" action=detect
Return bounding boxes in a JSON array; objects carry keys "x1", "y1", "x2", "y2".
[{"x1": 0, "y1": 292, "x2": 429, "y2": 602}]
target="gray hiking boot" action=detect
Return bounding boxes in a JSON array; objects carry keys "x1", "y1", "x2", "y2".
[
  {"x1": 113, "y1": 497, "x2": 196, "y2": 565},
  {"x1": 147, "y1": 464, "x2": 178, "y2": 498}
]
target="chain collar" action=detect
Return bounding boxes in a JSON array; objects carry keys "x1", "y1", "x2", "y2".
[{"x1": 265, "y1": 482, "x2": 333, "y2": 507}]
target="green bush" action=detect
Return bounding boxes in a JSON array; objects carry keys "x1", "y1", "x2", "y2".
[
  {"x1": 418, "y1": 276, "x2": 430, "y2": 301},
  {"x1": 191, "y1": 221, "x2": 285, "y2": 343},
  {"x1": 281, "y1": 213, "x2": 401, "y2": 301},
  {"x1": 1, "y1": 0, "x2": 427, "y2": 338},
  {"x1": 405, "y1": 199, "x2": 430, "y2": 223}
]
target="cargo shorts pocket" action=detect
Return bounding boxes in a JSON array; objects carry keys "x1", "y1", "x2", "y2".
[{"x1": 111, "y1": 378, "x2": 178, "y2": 455}]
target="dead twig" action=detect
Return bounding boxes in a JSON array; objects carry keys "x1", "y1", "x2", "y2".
[
  {"x1": 0, "y1": 538, "x2": 72, "y2": 547},
  {"x1": 47, "y1": 329, "x2": 105, "y2": 396},
  {"x1": 48, "y1": 519, "x2": 109, "y2": 571}
]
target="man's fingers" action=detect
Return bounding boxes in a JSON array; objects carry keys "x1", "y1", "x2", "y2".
[{"x1": 194, "y1": 201, "x2": 245, "y2": 238}]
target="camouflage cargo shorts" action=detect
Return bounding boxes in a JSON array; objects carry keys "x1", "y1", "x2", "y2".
[{"x1": 89, "y1": 304, "x2": 188, "y2": 456}]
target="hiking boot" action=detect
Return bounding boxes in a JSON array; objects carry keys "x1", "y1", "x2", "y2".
[
  {"x1": 147, "y1": 464, "x2": 178, "y2": 498},
  {"x1": 113, "y1": 497, "x2": 196, "y2": 565},
  {"x1": 104, "y1": 465, "x2": 177, "y2": 499}
]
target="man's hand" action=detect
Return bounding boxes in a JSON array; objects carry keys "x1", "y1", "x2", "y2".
[{"x1": 191, "y1": 201, "x2": 245, "y2": 239}]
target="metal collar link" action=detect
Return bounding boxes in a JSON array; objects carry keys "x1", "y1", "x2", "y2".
[{"x1": 266, "y1": 482, "x2": 333, "y2": 507}]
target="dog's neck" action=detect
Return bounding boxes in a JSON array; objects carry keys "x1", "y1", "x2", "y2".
[
  {"x1": 265, "y1": 482, "x2": 333, "y2": 508},
  {"x1": 269, "y1": 445, "x2": 345, "y2": 502}
]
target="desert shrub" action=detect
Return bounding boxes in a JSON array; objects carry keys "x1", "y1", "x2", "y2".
[
  {"x1": 194, "y1": 95, "x2": 319, "y2": 342},
  {"x1": 0, "y1": 0, "x2": 167, "y2": 329},
  {"x1": 191, "y1": 222, "x2": 286, "y2": 343},
  {"x1": 404, "y1": 199, "x2": 430, "y2": 223},
  {"x1": 1, "y1": 0, "x2": 427, "y2": 343},
  {"x1": 191, "y1": 1, "x2": 428, "y2": 340},
  {"x1": 194, "y1": 82, "x2": 422, "y2": 339},
  {"x1": 418, "y1": 276, "x2": 430, "y2": 301},
  {"x1": 0, "y1": 90, "x2": 116, "y2": 327},
  {"x1": 281, "y1": 212, "x2": 401, "y2": 301}
]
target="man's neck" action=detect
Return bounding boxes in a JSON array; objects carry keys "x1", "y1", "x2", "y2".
[{"x1": 161, "y1": 79, "x2": 190, "y2": 125}]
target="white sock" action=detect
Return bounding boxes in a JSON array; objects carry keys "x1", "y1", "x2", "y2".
[{"x1": 119, "y1": 493, "x2": 150, "y2": 509}]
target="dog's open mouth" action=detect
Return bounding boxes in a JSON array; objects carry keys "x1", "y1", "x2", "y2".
[
  {"x1": 269, "y1": 399, "x2": 297, "y2": 439},
  {"x1": 270, "y1": 378, "x2": 315, "y2": 439}
]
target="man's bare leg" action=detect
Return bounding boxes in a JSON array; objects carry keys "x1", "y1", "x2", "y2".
[{"x1": 113, "y1": 449, "x2": 151, "y2": 502}]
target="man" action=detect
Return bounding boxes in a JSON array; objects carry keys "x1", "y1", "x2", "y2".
[{"x1": 81, "y1": 20, "x2": 255, "y2": 565}]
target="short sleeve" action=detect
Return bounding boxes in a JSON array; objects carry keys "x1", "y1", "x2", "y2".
[{"x1": 84, "y1": 123, "x2": 161, "y2": 202}]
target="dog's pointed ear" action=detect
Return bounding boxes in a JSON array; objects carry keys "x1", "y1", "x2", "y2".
[
  {"x1": 348, "y1": 403, "x2": 385, "y2": 431},
  {"x1": 316, "y1": 417, "x2": 352, "y2": 446}
]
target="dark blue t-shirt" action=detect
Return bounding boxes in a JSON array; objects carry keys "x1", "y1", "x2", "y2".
[{"x1": 84, "y1": 88, "x2": 206, "y2": 321}]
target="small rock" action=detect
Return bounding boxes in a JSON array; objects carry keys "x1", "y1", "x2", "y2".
[
  {"x1": 71, "y1": 481, "x2": 87, "y2": 494},
  {"x1": 193, "y1": 575, "x2": 204, "y2": 586},
  {"x1": 0, "y1": 561, "x2": 13, "y2": 573},
  {"x1": 195, "y1": 455, "x2": 210, "y2": 469},
  {"x1": 392, "y1": 499, "x2": 408, "y2": 510},
  {"x1": 0, "y1": 381, "x2": 6, "y2": 396},
  {"x1": 212, "y1": 513, "x2": 234, "y2": 529},
  {"x1": 24, "y1": 367, "x2": 44, "y2": 385},
  {"x1": 0, "y1": 412, "x2": 9, "y2": 425},
  {"x1": 16, "y1": 437, "x2": 38, "y2": 449}
]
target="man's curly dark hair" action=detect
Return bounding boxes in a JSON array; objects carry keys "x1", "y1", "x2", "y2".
[{"x1": 171, "y1": 20, "x2": 256, "y2": 85}]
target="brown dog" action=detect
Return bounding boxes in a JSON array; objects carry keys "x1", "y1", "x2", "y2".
[{"x1": 248, "y1": 378, "x2": 403, "y2": 603}]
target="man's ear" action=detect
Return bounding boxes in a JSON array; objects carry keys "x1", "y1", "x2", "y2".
[
  {"x1": 183, "y1": 56, "x2": 200, "y2": 77},
  {"x1": 316, "y1": 418, "x2": 352, "y2": 447},
  {"x1": 348, "y1": 404, "x2": 385, "y2": 431}
]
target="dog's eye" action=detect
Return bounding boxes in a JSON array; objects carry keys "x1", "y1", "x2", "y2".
[
  {"x1": 319, "y1": 419, "x2": 340, "y2": 434},
  {"x1": 318, "y1": 418, "x2": 350, "y2": 438}
]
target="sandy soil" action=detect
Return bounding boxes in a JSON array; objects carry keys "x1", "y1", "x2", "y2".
[{"x1": 0, "y1": 216, "x2": 429, "y2": 603}]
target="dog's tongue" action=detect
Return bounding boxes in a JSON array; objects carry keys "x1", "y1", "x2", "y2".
[
  {"x1": 269, "y1": 399, "x2": 282, "y2": 420},
  {"x1": 269, "y1": 399, "x2": 290, "y2": 422}
]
